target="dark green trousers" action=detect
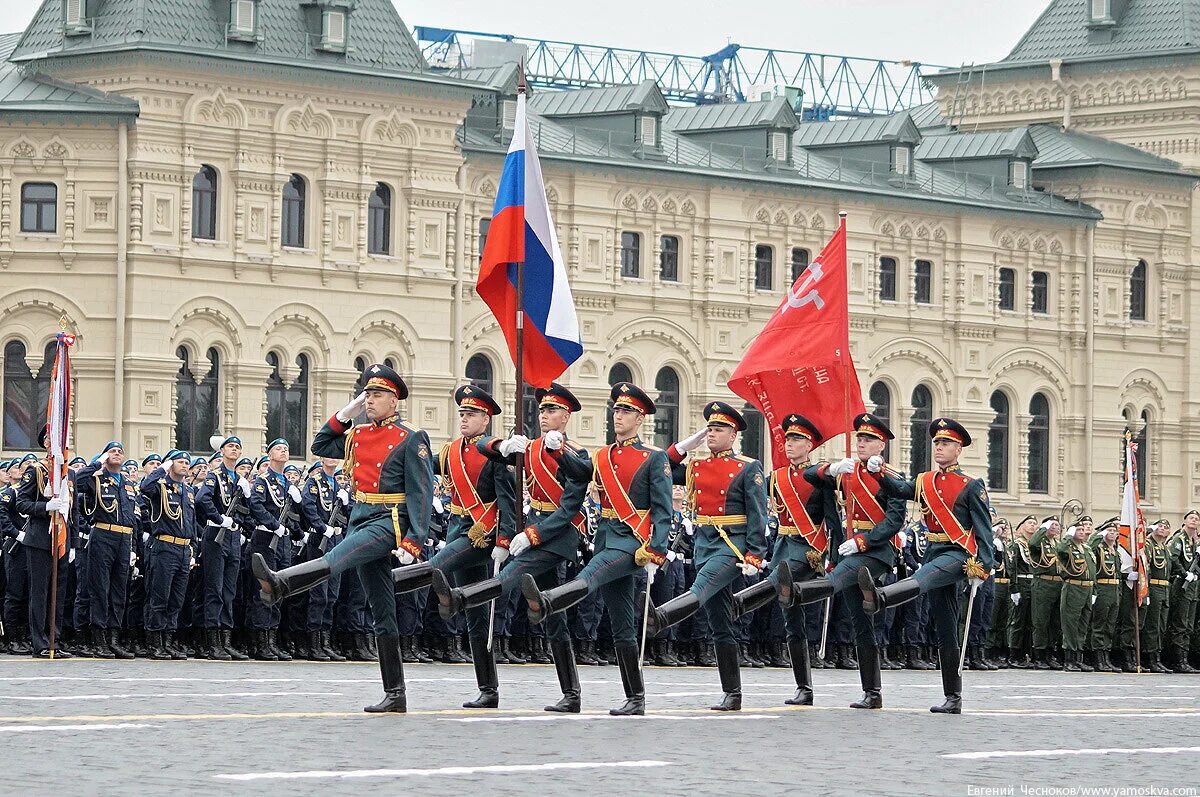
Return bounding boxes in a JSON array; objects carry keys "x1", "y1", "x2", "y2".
[
  {"x1": 1088, "y1": 585, "x2": 1120, "y2": 651},
  {"x1": 1058, "y1": 581, "x2": 1092, "y2": 652},
  {"x1": 1031, "y1": 576, "x2": 1062, "y2": 652}
]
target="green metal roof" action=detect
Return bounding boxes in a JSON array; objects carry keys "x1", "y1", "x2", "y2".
[
  {"x1": 790, "y1": 111, "x2": 920, "y2": 149},
  {"x1": 447, "y1": 62, "x2": 523, "y2": 93},
  {"x1": 917, "y1": 128, "x2": 1039, "y2": 162},
  {"x1": 12, "y1": 0, "x2": 428, "y2": 75},
  {"x1": 0, "y1": 31, "x2": 138, "y2": 115},
  {"x1": 531, "y1": 79, "x2": 668, "y2": 118},
  {"x1": 664, "y1": 96, "x2": 799, "y2": 133},
  {"x1": 1002, "y1": 0, "x2": 1200, "y2": 65},
  {"x1": 1028, "y1": 123, "x2": 1190, "y2": 174},
  {"x1": 909, "y1": 101, "x2": 949, "y2": 131}
]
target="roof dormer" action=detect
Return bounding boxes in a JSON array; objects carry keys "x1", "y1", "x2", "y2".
[
  {"x1": 664, "y1": 96, "x2": 800, "y2": 168},
  {"x1": 63, "y1": 0, "x2": 92, "y2": 37},
  {"x1": 916, "y1": 127, "x2": 1038, "y2": 192},
  {"x1": 530, "y1": 79, "x2": 669, "y2": 157},
  {"x1": 301, "y1": 0, "x2": 356, "y2": 53},
  {"x1": 792, "y1": 110, "x2": 921, "y2": 178}
]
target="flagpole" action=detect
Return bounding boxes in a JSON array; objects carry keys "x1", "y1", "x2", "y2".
[
  {"x1": 1126, "y1": 431, "x2": 1142, "y2": 673},
  {"x1": 511, "y1": 67, "x2": 529, "y2": 611}
]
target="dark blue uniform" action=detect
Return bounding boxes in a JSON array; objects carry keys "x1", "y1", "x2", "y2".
[
  {"x1": 15, "y1": 460, "x2": 75, "y2": 656},
  {"x1": 195, "y1": 462, "x2": 249, "y2": 659},
  {"x1": 74, "y1": 459, "x2": 139, "y2": 655},
  {"x1": 139, "y1": 464, "x2": 197, "y2": 644}
]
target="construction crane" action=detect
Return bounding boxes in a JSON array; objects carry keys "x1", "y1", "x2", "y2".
[{"x1": 413, "y1": 26, "x2": 944, "y2": 117}]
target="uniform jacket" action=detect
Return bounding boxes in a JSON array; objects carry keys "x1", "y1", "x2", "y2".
[
  {"x1": 434, "y1": 433, "x2": 515, "y2": 547},
  {"x1": 138, "y1": 466, "x2": 197, "y2": 541},
  {"x1": 806, "y1": 460, "x2": 904, "y2": 566},
  {"x1": 15, "y1": 460, "x2": 77, "y2": 552},
  {"x1": 768, "y1": 460, "x2": 837, "y2": 570},
  {"x1": 669, "y1": 447, "x2": 768, "y2": 568},
  {"x1": 74, "y1": 461, "x2": 140, "y2": 535},
  {"x1": 880, "y1": 464, "x2": 995, "y2": 571},
  {"x1": 569, "y1": 437, "x2": 672, "y2": 561}
]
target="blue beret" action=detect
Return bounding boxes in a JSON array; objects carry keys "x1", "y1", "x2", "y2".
[
  {"x1": 141, "y1": 453, "x2": 162, "y2": 467},
  {"x1": 236, "y1": 457, "x2": 253, "y2": 468},
  {"x1": 101, "y1": 441, "x2": 123, "y2": 455},
  {"x1": 283, "y1": 464, "x2": 300, "y2": 475},
  {"x1": 266, "y1": 438, "x2": 289, "y2": 452},
  {"x1": 164, "y1": 449, "x2": 190, "y2": 463},
  {"x1": 207, "y1": 451, "x2": 222, "y2": 463},
  {"x1": 255, "y1": 455, "x2": 269, "y2": 468},
  {"x1": 68, "y1": 456, "x2": 87, "y2": 467},
  {"x1": 20, "y1": 454, "x2": 38, "y2": 464},
  {"x1": 219, "y1": 436, "x2": 242, "y2": 448},
  {"x1": 190, "y1": 456, "x2": 206, "y2": 468},
  {"x1": 307, "y1": 461, "x2": 322, "y2": 474}
]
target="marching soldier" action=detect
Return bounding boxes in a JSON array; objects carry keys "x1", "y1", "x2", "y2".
[
  {"x1": 730, "y1": 413, "x2": 833, "y2": 706},
  {"x1": 296, "y1": 458, "x2": 348, "y2": 662},
  {"x1": 857, "y1": 418, "x2": 994, "y2": 714},
  {"x1": 519, "y1": 382, "x2": 672, "y2": 716},
  {"x1": 139, "y1": 449, "x2": 198, "y2": 660},
  {"x1": 642, "y1": 400, "x2": 768, "y2": 712},
  {"x1": 1089, "y1": 517, "x2": 1122, "y2": 672},
  {"x1": 245, "y1": 438, "x2": 296, "y2": 662},
  {"x1": 1028, "y1": 516, "x2": 1063, "y2": 669},
  {"x1": 1139, "y1": 519, "x2": 1173, "y2": 673},
  {"x1": 774, "y1": 412, "x2": 906, "y2": 710},
  {"x1": 195, "y1": 436, "x2": 250, "y2": 661},
  {"x1": 73, "y1": 442, "x2": 138, "y2": 659},
  {"x1": 1005, "y1": 515, "x2": 1036, "y2": 667},
  {"x1": 1166, "y1": 510, "x2": 1200, "y2": 672},
  {"x1": 429, "y1": 382, "x2": 591, "y2": 713},
  {"x1": 389, "y1": 384, "x2": 515, "y2": 708},
  {"x1": 1057, "y1": 518, "x2": 1096, "y2": 672},
  {"x1": 254, "y1": 364, "x2": 434, "y2": 713}
]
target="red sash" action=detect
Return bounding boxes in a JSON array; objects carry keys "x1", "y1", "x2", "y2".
[
  {"x1": 527, "y1": 438, "x2": 587, "y2": 538},
  {"x1": 917, "y1": 470, "x2": 976, "y2": 556},
  {"x1": 774, "y1": 466, "x2": 827, "y2": 553},
  {"x1": 595, "y1": 444, "x2": 652, "y2": 544},
  {"x1": 843, "y1": 465, "x2": 901, "y2": 551},
  {"x1": 447, "y1": 438, "x2": 498, "y2": 533}
]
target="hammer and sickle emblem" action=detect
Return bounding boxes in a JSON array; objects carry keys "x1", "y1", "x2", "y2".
[{"x1": 782, "y1": 261, "x2": 825, "y2": 313}]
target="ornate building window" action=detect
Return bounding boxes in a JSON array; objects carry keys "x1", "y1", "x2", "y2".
[
  {"x1": 1130, "y1": 260, "x2": 1147, "y2": 321},
  {"x1": 659, "y1": 235, "x2": 679, "y2": 282},
  {"x1": 914, "y1": 259, "x2": 932, "y2": 304},
  {"x1": 1028, "y1": 393, "x2": 1050, "y2": 493},
  {"x1": 2, "y1": 341, "x2": 54, "y2": 450},
  {"x1": 869, "y1": 380, "x2": 892, "y2": 460},
  {"x1": 754, "y1": 244, "x2": 774, "y2": 291},
  {"x1": 281, "y1": 174, "x2": 307, "y2": 248},
  {"x1": 998, "y1": 268, "x2": 1016, "y2": 311},
  {"x1": 790, "y1": 247, "x2": 810, "y2": 283},
  {"x1": 465, "y1": 353, "x2": 494, "y2": 395},
  {"x1": 266, "y1": 352, "x2": 309, "y2": 452},
  {"x1": 20, "y1": 183, "x2": 57, "y2": 233},
  {"x1": 909, "y1": 385, "x2": 933, "y2": 477},
  {"x1": 1135, "y1": 409, "x2": 1150, "y2": 498},
  {"x1": 605, "y1": 362, "x2": 634, "y2": 443},
  {"x1": 987, "y1": 390, "x2": 1010, "y2": 492},
  {"x1": 879, "y1": 256, "x2": 897, "y2": 301},
  {"x1": 620, "y1": 232, "x2": 641, "y2": 278},
  {"x1": 191, "y1": 166, "x2": 218, "y2": 240},
  {"x1": 653, "y1": 367, "x2": 680, "y2": 449},
  {"x1": 367, "y1": 183, "x2": 391, "y2": 255},
  {"x1": 175, "y1": 347, "x2": 220, "y2": 452},
  {"x1": 1031, "y1": 271, "x2": 1049, "y2": 314}
]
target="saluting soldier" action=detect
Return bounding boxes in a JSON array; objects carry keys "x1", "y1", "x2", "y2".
[
  {"x1": 1166, "y1": 510, "x2": 1200, "y2": 672},
  {"x1": 730, "y1": 413, "x2": 833, "y2": 706},
  {"x1": 244, "y1": 438, "x2": 296, "y2": 662},
  {"x1": 520, "y1": 382, "x2": 672, "y2": 717},
  {"x1": 430, "y1": 382, "x2": 591, "y2": 713},
  {"x1": 194, "y1": 436, "x2": 250, "y2": 662},
  {"x1": 857, "y1": 418, "x2": 993, "y2": 714},
  {"x1": 1089, "y1": 517, "x2": 1123, "y2": 672},
  {"x1": 296, "y1": 458, "x2": 348, "y2": 663},
  {"x1": 139, "y1": 450, "x2": 198, "y2": 660},
  {"x1": 774, "y1": 413, "x2": 905, "y2": 710},
  {"x1": 1028, "y1": 516, "x2": 1063, "y2": 669},
  {"x1": 1056, "y1": 518, "x2": 1097, "y2": 672},
  {"x1": 1138, "y1": 519, "x2": 1173, "y2": 673},
  {"x1": 73, "y1": 441, "x2": 138, "y2": 659},
  {"x1": 254, "y1": 364, "x2": 433, "y2": 713},
  {"x1": 641, "y1": 400, "x2": 768, "y2": 712}
]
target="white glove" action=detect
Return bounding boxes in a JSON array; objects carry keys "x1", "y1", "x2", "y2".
[
  {"x1": 1010, "y1": 592, "x2": 1021, "y2": 606},
  {"x1": 866, "y1": 455, "x2": 884, "y2": 474},
  {"x1": 896, "y1": 530, "x2": 908, "y2": 548},
  {"x1": 238, "y1": 477, "x2": 252, "y2": 498},
  {"x1": 69, "y1": 548, "x2": 76, "y2": 564},
  {"x1": 499, "y1": 435, "x2": 530, "y2": 456},
  {"x1": 666, "y1": 549, "x2": 679, "y2": 562},
  {"x1": 509, "y1": 531, "x2": 531, "y2": 557},
  {"x1": 739, "y1": 562, "x2": 760, "y2": 576},
  {"x1": 288, "y1": 485, "x2": 302, "y2": 503},
  {"x1": 45, "y1": 496, "x2": 67, "y2": 514},
  {"x1": 337, "y1": 488, "x2": 350, "y2": 505},
  {"x1": 1187, "y1": 572, "x2": 1198, "y2": 583},
  {"x1": 301, "y1": 533, "x2": 311, "y2": 546},
  {"x1": 838, "y1": 538, "x2": 859, "y2": 557},
  {"x1": 491, "y1": 546, "x2": 510, "y2": 566},
  {"x1": 969, "y1": 577, "x2": 985, "y2": 589},
  {"x1": 1145, "y1": 595, "x2": 1151, "y2": 607},
  {"x1": 544, "y1": 430, "x2": 564, "y2": 451},
  {"x1": 273, "y1": 525, "x2": 286, "y2": 538},
  {"x1": 16, "y1": 530, "x2": 26, "y2": 545},
  {"x1": 994, "y1": 538, "x2": 1005, "y2": 551},
  {"x1": 142, "y1": 531, "x2": 150, "y2": 543},
  {"x1": 336, "y1": 391, "x2": 367, "y2": 423},
  {"x1": 394, "y1": 548, "x2": 415, "y2": 566},
  {"x1": 435, "y1": 540, "x2": 446, "y2": 551},
  {"x1": 129, "y1": 550, "x2": 137, "y2": 567},
  {"x1": 432, "y1": 496, "x2": 444, "y2": 514},
  {"x1": 324, "y1": 526, "x2": 339, "y2": 538},
  {"x1": 1126, "y1": 570, "x2": 1140, "y2": 584},
  {"x1": 219, "y1": 515, "x2": 234, "y2": 529},
  {"x1": 682, "y1": 518, "x2": 693, "y2": 535},
  {"x1": 828, "y1": 458, "x2": 856, "y2": 477},
  {"x1": 644, "y1": 562, "x2": 659, "y2": 580},
  {"x1": 675, "y1": 427, "x2": 707, "y2": 454},
  {"x1": 1091, "y1": 595, "x2": 1098, "y2": 605}
]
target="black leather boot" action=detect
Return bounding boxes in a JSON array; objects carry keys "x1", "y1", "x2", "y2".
[
  {"x1": 109, "y1": 629, "x2": 136, "y2": 659},
  {"x1": 272, "y1": 631, "x2": 292, "y2": 661},
  {"x1": 609, "y1": 643, "x2": 646, "y2": 716},
  {"x1": 91, "y1": 626, "x2": 115, "y2": 659},
  {"x1": 711, "y1": 642, "x2": 742, "y2": 711},
  {"x1": 930, "y1": 645, "x2": 962, "y2": 714},
  {"x1": 733, "y1": 577, "x2": 777, "y2": 619},
  {"x1": 545, "y1": 639, "x2": 582, "y2": 713},
  {"x1": 849, "y1": 643, "x2": 883, "y2": 709},
  {"x1": 859, "y1": 569, "x2": 921, "y2": 615},
  {"x1": 522, "y1": 575, "x2": 589, "y2": 624},
  {"x1": 1063, "y1": 650, "x2": 1081, "y2": 672},
  {"x1": 646, "y1": 591, "x2": 701, "y2": 637},
  {"x1": 776, "y1": 561, "x2": 835, "y2": 608},
  {"x1": 433, "y1": 568, "x2": 502, "y2": 619},
  {"x1": 1077, "y1": 649, "x2": 1095, "y2": 672},
  {"x1": 389, "y1": 561, "x2": 434, "y2": 594},
  {"x1": 836, "y1": 642, "x2": 858, "y2": 670},
  {"x1": 166, "y1": 632, "x2": 188, "y2": 660},
  {"x1": 308, "y1": 631, "x2": 331, "y2": 661},
  {"x1": 785, "y1": 639, "x2": 814, "y2": 705},
  {"x1": 323, "y1": 630, "x2": 346, "y2": 661},
  {"x1": 208, "y1": 629, "x2": 232, "y2": 661},
  {"x1": 462, "y1": 637, "x2": 500, "y2": 709},
  {"x1": 223, "y1": 630, "x2": 249, "y2": 661},
  {"x1": 147, "y1": 631, "x2": 172, "y2": 660},
  {"x1": 364, "y1": 634, "x2": 406, "y2": 713},
  {"x1": 252, "y1": 554, "x2": 332, "y2": 607}
]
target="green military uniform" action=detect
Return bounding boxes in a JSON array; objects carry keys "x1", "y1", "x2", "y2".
[
  {"x1": 986, "y1": 532, "x2": 1010, "y2": 662},
  {"x1": 1087, "y1": 523, "x2": 1122, "y2": 672},
  {"x1": 1138, "y1": 532, "x2": 1172, "y2": 671},
  {"x1": 1005, "y1": 526, "x2": 1035, "y2": 666},
  {"x1": 1165, "y1": 529, "x2": 1199, "y2": 672},
  {"x1": 1028, "y1": 519, "x2": 1063, "y2": 668},
  {"x1": 1056, "y1": 530, "x2": 1096, "y2": 671}
]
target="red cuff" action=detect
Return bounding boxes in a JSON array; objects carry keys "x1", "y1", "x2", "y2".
[
  {"x1": 526, "y1": 525, "x2": 541, "y2": 546},
  {"x1": 817, "y1": 463, "x2": 830, "y2": 478},
  {"x1": 854, "y1": 535, "x2": 868, "y2": 553},
  {"x1": 495, "y1": 536, "x2": 511, "y2": 550},
  {"x1": 667, "y1": 444, "x2": 685, "y2": 465},
  {"x1": 644, "y1": 547, "x2": 667, "y2": 566},
  {"x1": 745, "y1": 554, "x2": 765, "y2": 570},
  {"x1": 398, "y1": 537, "x2": 423, "y2": 560},
  {"x1": 327, "y1": 414, "x2": 348, "y2": 435}
]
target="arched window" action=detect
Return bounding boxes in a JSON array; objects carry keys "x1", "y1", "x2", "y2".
[
  {"x1": 368, "y1": 182, "x2": 391, "y2": 255},
  {"x1": 266, "y1": 352, "x2": 309, "y2": 452},
  {"x1": 175, "y1": 347, "x2": 220, "y2": 452},
  {"x1": 987, "y1": 391, "x2": 1010, "y2": 492},
  {"x1": 1028, "y1": 392, "x2": 1051, "y2": 493},
  {"x1": 3, "y1": 341, "x2": 54, "y2": 450},
  {"x1": 465, "y1": 353, "x2": 494, "y2": 395},
  {"x1": 742, "y1": 402, "x2": 764, "y2": 462},
  {"x1": 1130, "y1": 260, "x2": 1147, "y2": 321},
  {"x1": 606, "y1": 362, "x2": 634, "y2": 443},
  {"x1": 653, "y1": 367, "x2": 680, "y2": 449},
  {"x1": 282, "y1": 174, "x2": 307, "y2": 248},
  {"x1": 1136, "y1": 409, "x2": 1150, "y2": 498},
  {"x1": 869, "y1": 380, "x2": 892, "y2": 459},
  {"x1": 192, "y1": 165, "x2": 218, "y2": 240},
  {"x1": 909, "y1": 385, "x2": 933, "y2": 477}
]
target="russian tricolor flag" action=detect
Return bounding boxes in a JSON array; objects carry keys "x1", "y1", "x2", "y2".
[{"x1": 476, "y1": 92, "x2": 582, "y2": 389}]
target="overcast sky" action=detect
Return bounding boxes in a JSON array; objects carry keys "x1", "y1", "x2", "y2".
[{"x1": 1, "y1": 0, "x2": 1052, "y2": 67}]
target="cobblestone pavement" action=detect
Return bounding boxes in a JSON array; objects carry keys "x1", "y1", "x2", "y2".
[{"x1": 0, "y1": 657, "x2": 1196, "y2": 796}]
